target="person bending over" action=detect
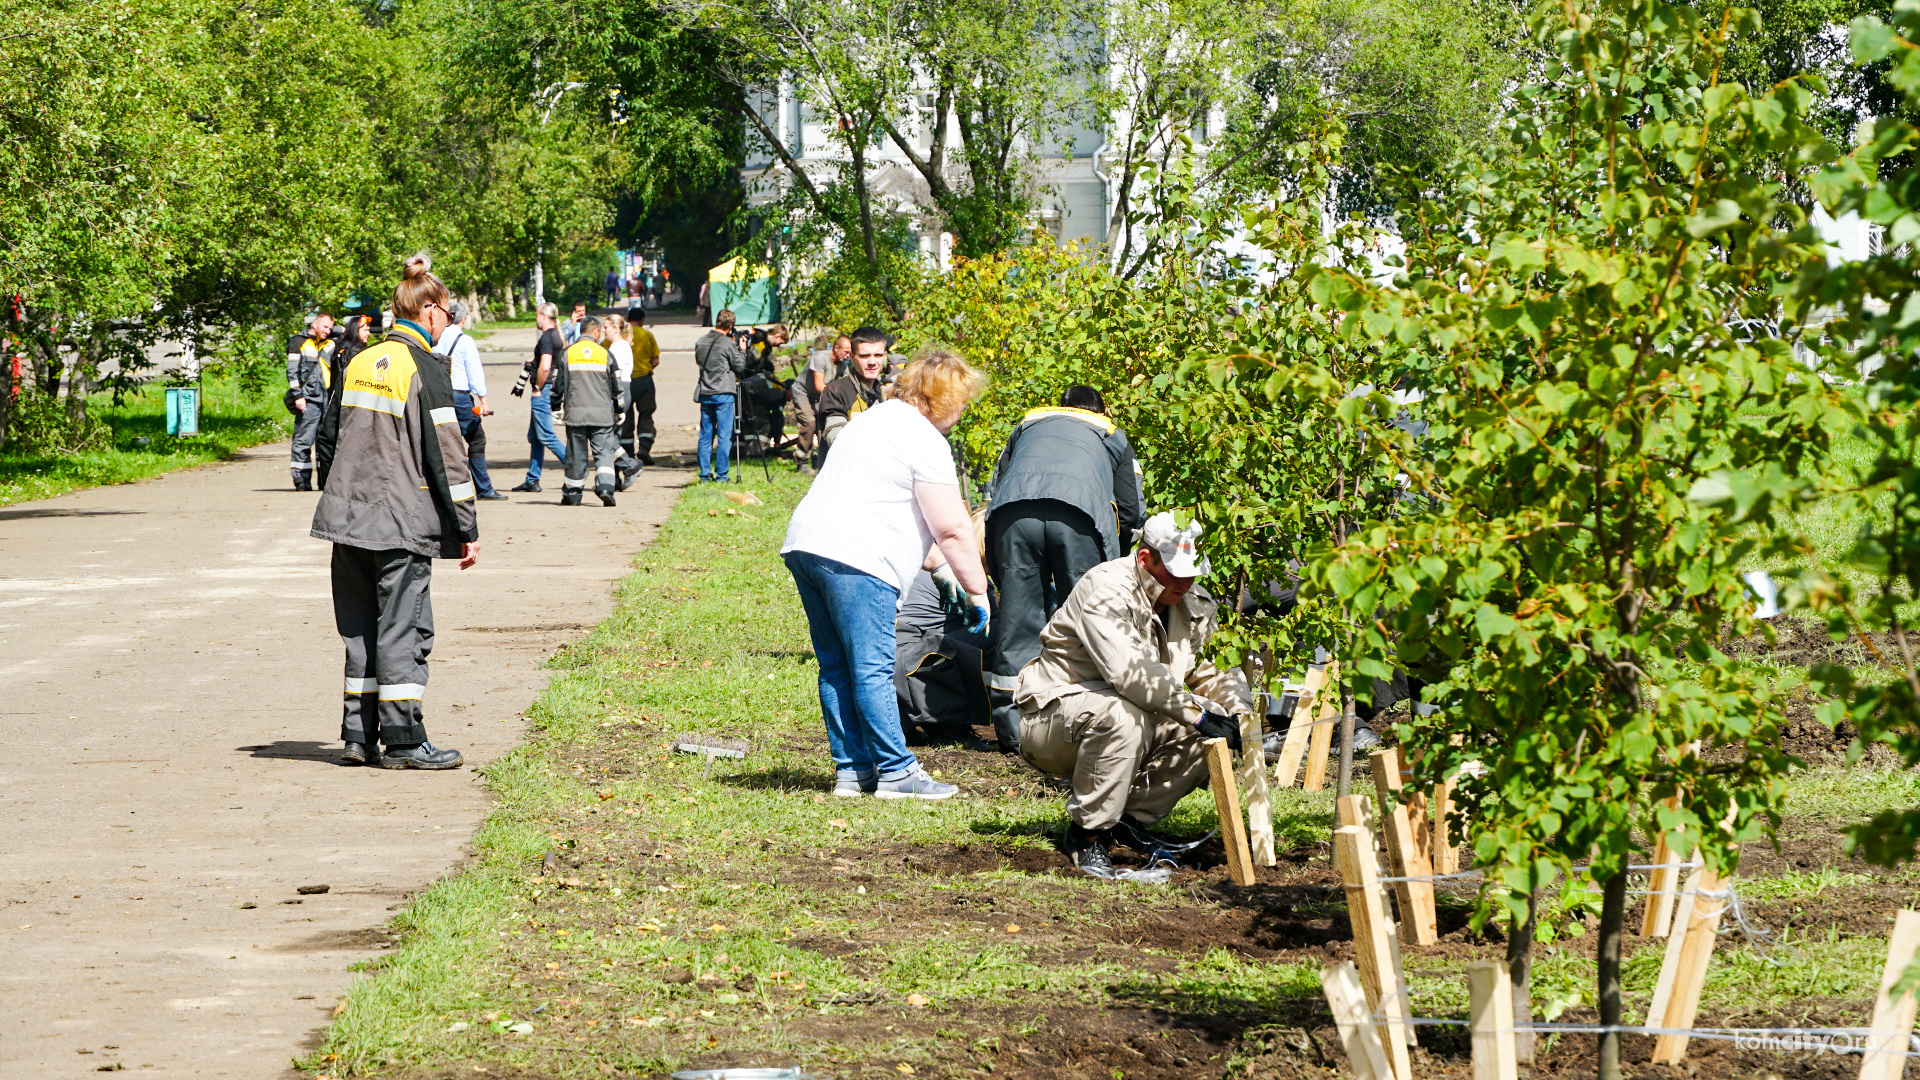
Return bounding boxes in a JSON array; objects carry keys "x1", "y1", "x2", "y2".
[{"x1": 1015, "y1": 513, "x2": 1253, "y2": 876}]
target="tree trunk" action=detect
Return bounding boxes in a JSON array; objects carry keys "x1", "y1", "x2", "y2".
[
  {"x1": 65, "y1": 336, "x2": 94, "y2": 427},
  {"x1": 1596, "y1": 871, "x2": 1629, "y2": 1080},
  {"x1": 1508, "y1": 893, "x2": 1539, "y2": 1062},
  {"x1": 0, "y1": 349, "x2": 12, "y2": 452}
]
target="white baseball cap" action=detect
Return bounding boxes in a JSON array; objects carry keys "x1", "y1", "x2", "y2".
[{"x1": 1141, "y1": 512, "x2": 1209, "y2": 578}]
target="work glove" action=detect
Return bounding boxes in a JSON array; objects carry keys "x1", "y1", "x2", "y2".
[
  {"x1": 1196, "y1": 710, "x2": 1242, "y2": 752},
  {"x1": 930, "y1": 564, "x2": 964, "y2": 611},
  {"x1": 965, "y1": 593, "x2": 991, "y2": 637}
]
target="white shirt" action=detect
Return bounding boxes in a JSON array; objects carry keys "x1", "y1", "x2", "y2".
[
  {"x1": 437, "y1": 325, "x2": 487, "y2": 397},
  {"x1": 609, "y1": 339, "x2": 634, "y2": 383},
  {"x1": 781, "y1": 399, "x2": 958, "y2": 595}
]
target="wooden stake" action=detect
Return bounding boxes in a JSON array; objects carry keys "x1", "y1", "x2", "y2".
[
  {"x1": 1239, "y1": 711, "x2": 1276, "y2": 866},
  {"x1": 1323, "y1": 961, "x2": 1392, "y2": 1080},
  {"x1": 1335, "y1": 793, "x2": 1371, "y2": 878},
  {"x1": 1337, "y1": 797, "x2": 1417, "y2": 1048},
  {"x1": 1640, "y1": 813, "x2": 1689, "y2": 938},
  {"x1": 1205, "y1": 737, "x2": 1257, "y2": 886},
  {"x1": 1371, "y1": 748, "x2": 1439, "y2": 946},
  {"x1": 1643, "y1": 863, "x2": 1701, "y2": 1026},
  {"x1": 1860, "y1": 909, "x2": 1920, "y2": 1080},
  {"x1": 1432, "y1": 772, "x2": 1457, "y2": 875},
  {"x1": 1651, "y1": 867, "x2": 1728, "y2": 1064},
  {"x1": 1274, "y1": 665, "x2": 1330, "y2": 787},
  {"x1": 1333, "y1": 825, "x2": 1414, "y2": 1080},
  {"x1": 1302, "y1": 661, "x2": 1342, "y2": 792},
  {"x1": 1468, "y1": 960, "x2": 1520, "y2": 1080}
]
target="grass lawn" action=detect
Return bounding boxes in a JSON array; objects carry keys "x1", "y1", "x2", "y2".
[
  {"x1": 0, "y1": 373, "x2": 291, "y2": 506},
  {"x1": 308, "y1": 474, "x2": 1920, "y2": 1080}
]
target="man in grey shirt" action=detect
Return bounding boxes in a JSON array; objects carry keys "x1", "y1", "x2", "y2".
[{"x1": 692, "y1": 308, "x2": 749, "y2": 482}]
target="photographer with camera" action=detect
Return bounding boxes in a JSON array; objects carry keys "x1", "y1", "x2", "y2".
[
  {"x1": 510, "y1": 303, "x2": 568, "y2": 493},
  {"x1": 1013, "y1": 513, "x2": 1253, "y2": 878}
]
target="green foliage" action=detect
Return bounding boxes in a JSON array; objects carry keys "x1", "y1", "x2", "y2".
[{"x1": 1789, "y1": 0, "x2": 1920, "y2": 869}]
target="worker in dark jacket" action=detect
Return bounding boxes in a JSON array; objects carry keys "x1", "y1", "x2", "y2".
[
  {"x1": 311, "y1": 254, "x2": 478, "y2": 771},
  {"x1": 286, "y1": 313, "x2": 337, "y2": 491},
  {"x1": 548, "y1": 316, "x2": 625, "y2": 506},
  {"x1": 816, "y1": 326, "x2": 889, "y2": 456},
  {"x1": 982, "y1": 385, "x2": 1146, "y2": 752},
  {"x1": 692, "y1": 308, "x2": 750, "y2": 481}
]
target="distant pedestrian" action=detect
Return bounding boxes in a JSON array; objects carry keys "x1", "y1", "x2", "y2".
[
  {"x1": 511, "y1": 303, "x2": 568, "y2": 493},
  {"x1": 311, "y1": 253, "x2": 475, "y2": 771},
  {"x1": 698, "y1": 281, "x2": 711, "y2": 326},
  {"x1": 650, "y1": 270, "x2": 666, "y2": 309},
  {"x1": 693, "y1": 309, "x2": 749, "y2": 482},
  {"x1": 604, "y1": 269, "x2": 621, "y2": 308},
  {"x1": 549, "y1": 315, "x2": 625, "y2": 507},
  {"x1": 438, "y1": 301, "x2": 505, "y2": 501},
  {"x1": 620, "y1": 307, "x2": 662, "y2": 468},
  {"x1": 601, "y1": 313, "x2": 640, "y2": 488},
  {"x1": 561, "y1": 301, "x2": 588, "y2": 345},
  {"x1": 788, "y1": 334, "x2": 838, "y2": 468},
  {"x1": 286, "y1": 312, "x2": 336, "y2": 491}
]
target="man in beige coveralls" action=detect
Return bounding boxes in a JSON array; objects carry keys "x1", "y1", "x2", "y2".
[{"x1": 1016, "y1": 513, "x2": 1254, "y2": 876}]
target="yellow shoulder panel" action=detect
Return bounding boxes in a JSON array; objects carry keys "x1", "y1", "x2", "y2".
[{"x1": 338, "y1": 342, "x2": 416, "y2": 416}]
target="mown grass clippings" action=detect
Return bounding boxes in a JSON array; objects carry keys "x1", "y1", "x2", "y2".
[{"x1": 309, "y1": 474, "x2": 1920, "y2": 1080}]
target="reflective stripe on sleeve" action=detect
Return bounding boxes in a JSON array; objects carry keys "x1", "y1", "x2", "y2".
[
  {"x1": 448, "y1": 482, "x2": 476, "y2": 501},
  {"x1": 345, "y1": 677, "x2": 377, "y2": 694},
  {"x1": 340, "y1": 389, "x2": 406, "y2": 416},
  {"x1": 378, "y1": 683, "x2": 425, "y2": 701},
  {"x1": 429, "y1": 407, "x2": 457, "y2": 426}
]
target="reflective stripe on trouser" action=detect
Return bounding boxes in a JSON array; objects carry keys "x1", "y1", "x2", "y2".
[
  {"x1": 290, "y1": 397, "x2": 324, "y2": 469},
  {"x1": 331, "y1": 543, "x2": 434, "y2": 746},
  {"x1": 1017, "y1": 687, "x2": 1210, "y2": 831},
  {"x1": 564, "y1": 424, "x2": 621, "y2": 492}
]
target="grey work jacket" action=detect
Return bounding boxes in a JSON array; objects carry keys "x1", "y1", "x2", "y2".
[
  {"x1": 987, "y1": 407, "x2": 1145, "y2": 561},
  {"x1": 548, "y1": 337, "x2": 625, "y2": 428},
  {"x1": 1015, "y1": 556, "x2": 1252, "y2": 723},
  {"x1": 311, "y1": 326, "x2": 479, "y2": 559},
  {"x1": 693, "y1": 330, "x2": 748, "y2": 398}
]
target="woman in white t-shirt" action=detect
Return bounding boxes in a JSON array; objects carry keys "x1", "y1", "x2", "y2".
[
  {"x1": 602, "y1": 314, "x2": 638, "y2": 487},
  {"x1": 781, "y1": 347, "x2": 991, "y2": 800}
]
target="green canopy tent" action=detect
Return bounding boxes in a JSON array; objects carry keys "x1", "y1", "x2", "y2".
[{"x1": 708, "y1": 258, "x2": 779, "y2": 325}]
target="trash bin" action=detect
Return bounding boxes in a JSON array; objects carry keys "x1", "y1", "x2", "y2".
[{"x1": 165, "y1": 386, "x2": 199, "y2": 436}]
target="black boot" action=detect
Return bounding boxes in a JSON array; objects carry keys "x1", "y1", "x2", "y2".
[
  {"x1": 560, "y1": 489, "x2": 582, "y2": 506},
  {"x1": 292, "y1": 471, "x2": 312, "y2": 492},
  {"x1": 1066, "y1": 822, "x2": 1115, "y2": 877},
  {"x1": 597, "y1": 486, "x2": 616, "y2": 507},
  {"x1": 340, "y1": 741, "x2": 372, "y2": 766},
  {"x1": 380, "y1": 741, "x2": 464, "y2": 770}
]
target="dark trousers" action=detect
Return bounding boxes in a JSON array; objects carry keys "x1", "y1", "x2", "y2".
[
  {"x1": 290, "y1": 398, "x2": 323, "y2": 481},
  {"x1": 331, "y1": 544, "x2": 434, "y2": 748},
  {"x1": 985, "y1": 501, "x2": 1106, "y2": 747},
  {"x1": 620, "y1": 375, "x2": 656, "y2": 462},
  {"x1": 453, "y1": 390, "x2": 494, "y2": 496},
  {"x1": 564, "y1": 424, "x2": 620, "y2": 493}
]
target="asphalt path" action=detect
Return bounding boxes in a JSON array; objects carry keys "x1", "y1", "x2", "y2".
[{"x1": 0, "y1": 314, "x2": 725, "y2": 1077}]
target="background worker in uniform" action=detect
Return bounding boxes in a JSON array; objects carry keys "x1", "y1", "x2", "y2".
[
  {"x1": 548, "y1": 315, "x2": 625, "y2": 506},
  {"x1": 311, "y1": 253, "x2": 477, "y2": 770},
  {"x1": 620, "y1": 307, "x2": 662, "y2": 468},
  {"x1": 817, "y1": 326, "x2": 888, "y2": 454},
  {"x1": 286, "y1": 312, "x2": 336, "y2": 491},
  {"x1": 982, "y1": 385, "x2": 1145, "y2": 752},
  {"x1": 1014, "y1": 513, "x2": 1252, "y2": 876}
]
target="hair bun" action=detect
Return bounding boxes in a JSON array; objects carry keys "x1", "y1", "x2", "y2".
[{"x1": 402, "y1": 253, "x2": 433, "y2": 279}]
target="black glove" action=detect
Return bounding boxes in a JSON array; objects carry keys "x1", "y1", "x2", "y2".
[{"x1": 1196, "y1": 710, "x2": 1242, "y2": 752}]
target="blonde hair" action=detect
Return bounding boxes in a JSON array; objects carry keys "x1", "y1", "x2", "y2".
[
  {"x1": 891, "y1": 347, "x2": 986, "y2": 423},
  {"x1": 604, "y1": 313, "x2": 631, "y2": 342},
  {"x1": 391, "y1": 253, "x2": 449, "y2": 322},
  {"x1": 537, "y1": 301, "x2": 560, "y2": 321}
]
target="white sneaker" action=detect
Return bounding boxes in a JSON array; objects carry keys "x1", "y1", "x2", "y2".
[
  {"x1": 874, "y1": 767, "x2": 957, "y2": 801},
  {"x1": 833, "y1": 771, "x2": 876, "y2": 797}
]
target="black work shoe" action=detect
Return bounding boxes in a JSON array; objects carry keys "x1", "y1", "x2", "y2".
[
  {"x1": 379, "y1": 742, "x2": 464, "y2": 770},
  {"x1": 511, "y1": 480, "x2": 541, "y2": 492},
  {"x1": 638, "y1": 450, "x2": 654, "y2": 466},
  {"x1": 597, "y1": 488, "x2": 616, "y2": 507},
  {"x1": 560, "y1": 490, "x2": 582, "y2": 506},
  {"x1": 340, "y1": 741, "x2": 372, "y2": 766},
  {"x1": 478, "y1": 490, "x2": 509, "y2": 501},
  {"x1": 1066, "y1": 822, "x2": 1115, "y2": 877}
]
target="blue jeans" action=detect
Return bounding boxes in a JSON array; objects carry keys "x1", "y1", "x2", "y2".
[
  {"x1": 697, "y1": 393, "x2": 735, "y2": 481},
  {"x1": 453, "y1": 390, "x2": 495, "y2": 496},
  {"x1": 525, "y1": 383, "x2": 566, "y2": 482},
  {"x1": 783, "y1": 551, "x2": 916, "y2": 779}
]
